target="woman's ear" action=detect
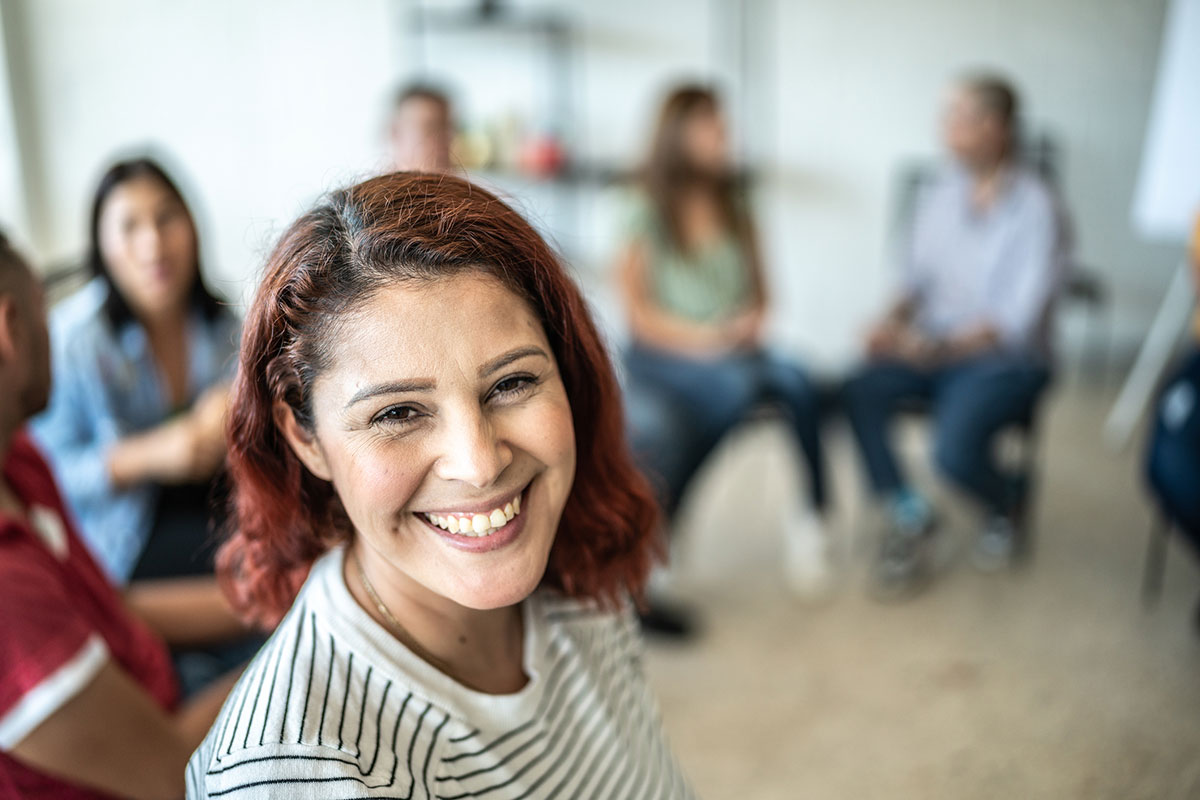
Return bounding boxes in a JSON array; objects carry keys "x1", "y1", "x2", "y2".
[{"x1": 273, "y1": 400, "x2": 332, "y2": 482}]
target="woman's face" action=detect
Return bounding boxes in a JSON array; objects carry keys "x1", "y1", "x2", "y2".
[
  {"x1": 680, "y1": 105, "x2": 729, "y2": 173},
  {"x1": 286, "y1": 271, "x2": 576, "y2": 612},
  {"x1": 97, "y1": 175, "x2": 198, "y2": 318}
]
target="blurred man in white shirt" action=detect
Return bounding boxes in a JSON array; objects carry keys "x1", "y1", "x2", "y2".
[{"x1": 845, "y1": 74, "x2": 1069, "y2": 598}]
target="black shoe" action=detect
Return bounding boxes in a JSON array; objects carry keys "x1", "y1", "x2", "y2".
[
  {"x1": 638, "y1": 598, "x2": 699, "y2": 640},
  {"x1": 870, "y1": 524, "x2": 936, "y2": 602}
]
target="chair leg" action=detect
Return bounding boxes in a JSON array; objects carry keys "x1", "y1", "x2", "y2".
[
  {"x1": 1141, "y1": 515, "x2": 1170, "y2": 606},
  {"x1": 1012, "y1": 425, "x2": 1039, "y2": 564}
]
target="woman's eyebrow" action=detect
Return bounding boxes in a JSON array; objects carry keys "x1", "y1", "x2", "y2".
[
  {"x1": 343, "y1": 347, "x2": 547, "y2": 410},
  {"x1": 479, "y1": 346, "x2": 549, "y2": 378},
  {"x1": 344, "y1": 379, "x2": 435, "y2": 409}
]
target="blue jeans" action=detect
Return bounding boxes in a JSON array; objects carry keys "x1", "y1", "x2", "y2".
[
  {"x1": 1145, "y1": 347, "x2": 1200, "y2": 555},
  {"x1": 843, "y1": 353, "x2": 1050, "y2": 515},
  {"x1": 623, "y1": 343, "x2": 827, "y2": 517}
]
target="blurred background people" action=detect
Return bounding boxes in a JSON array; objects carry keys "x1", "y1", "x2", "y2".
[
  {"x1": 1144, "y1": 212, "x2": 1200, "y2": 625},
  {"x1": 617, "y1": 85, "x2": 831, "y2": 622},
  {"x1": 387, "y1": 82, "x2": 455, "y2": 173},
  {"x1": 843, "y1": 74, "x2": 1069, "y2": 598},
  {"x1": 30, "y1": 157, "x2": 253, "y2": 693},
  {"x1": 0, "y1": 1, "x2": 1196, "y2": 794},
  {"x1": 0, "y1": 231, "x2": 238, "y2": 799}
]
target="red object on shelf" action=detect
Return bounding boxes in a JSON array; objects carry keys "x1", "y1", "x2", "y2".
[{"x1": 519, "y1": 134, "x2": 567, "y2": 179}]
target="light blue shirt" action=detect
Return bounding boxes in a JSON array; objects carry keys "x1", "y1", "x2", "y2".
[
  {"x1": 30, "y1": 278, "x2": 241, "y2": 583},
  {"x1": 902, "y1": 163, "x2": 1070, "y2": 358}
]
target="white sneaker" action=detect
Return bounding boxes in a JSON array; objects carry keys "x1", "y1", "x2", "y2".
[{"x1": 783, "y1": 507, "x2": 833, "y2": 599}]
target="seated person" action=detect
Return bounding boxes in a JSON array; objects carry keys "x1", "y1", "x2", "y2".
[
  {"x1": 1144, "y1": 213, "x2": 1200, "y2": 625},
  {"x1": 0, "y1": 231, "x2": 238, "y2": 798},
  {"x1": 617, "y1": 85, "x2": 830, "y2": 607},
  {"x1": 186, "y1": 171, "x2": 693, "y2": 798},
  {"x1": 31, "y1": 157, "x2": 253, "y2": 691},
  {"x1": 387, "y1": 82, "x2": 454, "y2": 173},
  {"x1": 843, "y1": 73, "x2": 1069, "y2": 598}
]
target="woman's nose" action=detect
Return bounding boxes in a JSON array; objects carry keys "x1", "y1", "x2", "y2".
[
  {"x1": 432, "y1": 409, "x2": 513, "y2": 489},
  {"x1": 135, "y1": 224, "x2": 164, "y2": 261}
]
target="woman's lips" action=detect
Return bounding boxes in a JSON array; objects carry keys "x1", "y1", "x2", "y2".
[{"x1": 414, "y1": 484, "x2": 531, "y2": 554}]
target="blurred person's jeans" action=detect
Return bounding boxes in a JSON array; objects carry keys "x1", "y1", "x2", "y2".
[
  {"x1": 623, "y1": 342, "x2": 827, "y2": 519},
  {"x1": 843, "y1": 352, "x2": 1050, "y2": 516},
  {"x1": 1145, "y1": 347, "x2": 1200, "y2": 555}
]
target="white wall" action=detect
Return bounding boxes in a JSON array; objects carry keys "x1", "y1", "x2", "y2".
[
  {"x1": 6, "y1": 0, "x2": 399, "y2": 301},
  {"x1": 1, "y1": 0, "x2": 1181, "y2": 369}
]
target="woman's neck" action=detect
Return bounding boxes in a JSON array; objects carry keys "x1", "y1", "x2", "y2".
[
  {"x1": 676, "y1": 186, "x2": 727, "y2": 248},
  {"x1": 139, "y1": 305, "x2": 191, "y2": 408},
  {"x1": 139, "y1": 302, "x2": 189, "y2": 338},
  {"x1": 346, "y1": 544, "x2": 527, "y2": 695}
]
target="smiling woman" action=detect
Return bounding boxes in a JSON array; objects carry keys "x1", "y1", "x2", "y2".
[{"x1": 186, "y1": 172, "x2": 694, "y2": 799}]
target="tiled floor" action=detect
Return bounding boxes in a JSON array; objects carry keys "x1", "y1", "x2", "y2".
[{"x1": 643, "y1": 380, "x2": 1200, "y2": 799}]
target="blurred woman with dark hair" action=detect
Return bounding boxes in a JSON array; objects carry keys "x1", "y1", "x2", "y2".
[
  {"x1": 32, "y1": 157, "x2": 251, "y2": 691},
  {"x1": 186, "y1": 172, "x2": 693, "y2": 798},
  {"x1": 617, "y1": 84, "x2": 831, "y2": 604}
]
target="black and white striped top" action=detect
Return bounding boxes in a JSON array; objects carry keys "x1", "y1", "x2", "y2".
[{"x1": 186, "y1": 547, "x2": 694, "y2": 799}]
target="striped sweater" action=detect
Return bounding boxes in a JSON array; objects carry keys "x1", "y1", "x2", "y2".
[{"x1": 187, "y1": 546, "x2": 693, "y2": 799}]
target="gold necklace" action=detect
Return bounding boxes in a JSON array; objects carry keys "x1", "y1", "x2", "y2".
[{"x1": 353, "y1": 551, "x2": 455, "y2": 676}]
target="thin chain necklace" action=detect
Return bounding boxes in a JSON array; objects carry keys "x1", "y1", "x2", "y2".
[{"x1": 353, "y1": 551, "x2": 455, "y2": 676}]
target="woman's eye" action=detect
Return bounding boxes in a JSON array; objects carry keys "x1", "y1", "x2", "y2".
[
  {"x1": 158, "y1": 206, "x2": 185, "y2": 227},
  {"x1": 373, "y1": 405, "x2": 422, "y2": 426},
  {"x1": 492, "y1": 375, "x2": 537, "y2": 399}
]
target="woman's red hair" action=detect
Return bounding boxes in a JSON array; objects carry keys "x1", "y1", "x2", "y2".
[{"x1": 218, "y1": 172, "x2": 660, "y2": 627}]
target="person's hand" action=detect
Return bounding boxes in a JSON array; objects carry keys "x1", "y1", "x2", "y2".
[
  {"x1": 151, "y1": 387, "x2": 229, "y2": 484},
  {"x1": 891, "y1": 328, "x2": 943, "y2": 367},
  {"x1": 724, "y1": 308, "x2": 766, "y2": 350},
  {"x1": 865, "y1": 318, "x2": 906, "y2": 358},
  {"x1": 185, "y1": 385, "x2": 231, "y2": 480},
  {"x1": 108, "y1": 386, "x2": 231, "y2": 488},
  {"x1": 143, "y1": 416, "x2": 210, "y2": 485}
]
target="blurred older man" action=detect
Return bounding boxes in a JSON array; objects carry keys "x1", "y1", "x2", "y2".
[{"x1": 844, "y1": 74, "x2": 1069, "y2": 598}]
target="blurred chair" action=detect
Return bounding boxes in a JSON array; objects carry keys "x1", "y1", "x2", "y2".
[
  {"x1": 1141, "y1": 514, "x2": 1200, "y2": 635},
  {"x1": 41, "y1": 258, "x2": 91, "y2": 305},
  {"x1": 1141, "y1": 513, "x2": 1172, "y2": 605}
]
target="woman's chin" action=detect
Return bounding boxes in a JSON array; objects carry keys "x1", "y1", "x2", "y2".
[{"x1": 447, "y1": 568, "x2": 545, "y2": 612}]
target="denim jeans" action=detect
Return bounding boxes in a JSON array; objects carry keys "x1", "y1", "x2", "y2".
[
  {"x1": 623, "y1": 342, "x2": 827, "y2": 517},
  {"x1": 842, "y1": 352, "x2": 1050, "y2": 515},
  {"x1": 1146, "y1": 347, "x2": 1200, "y2": 555}
]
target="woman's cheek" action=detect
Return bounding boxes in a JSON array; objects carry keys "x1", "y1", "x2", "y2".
[
  {"x1": 544, "y1": 396, "x2": 576, "y2": 469},
  {"x1": 337, "y1": 441, "x2": 426, "y2": 521}
]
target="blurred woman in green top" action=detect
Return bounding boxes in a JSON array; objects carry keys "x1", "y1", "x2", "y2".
[{"x1": 617, "y1": 85, "x2": 830, "y2": 603}]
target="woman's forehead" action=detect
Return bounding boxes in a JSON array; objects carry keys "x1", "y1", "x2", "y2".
[
  {"x1": 320, "y1": 273, "x2": 548, "y2": 384},
  {"x1": 103, "y1": 177, "x2": 177, "y2": 217}
]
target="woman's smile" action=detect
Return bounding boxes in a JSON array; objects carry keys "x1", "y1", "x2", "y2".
[{"x1": 413, "y1": 482, "x2": 533, "y2": 554}]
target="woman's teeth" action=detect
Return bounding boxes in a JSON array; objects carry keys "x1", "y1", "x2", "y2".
[{"x1": 423, "y1": 494, "x2": 521, "y2": 537}]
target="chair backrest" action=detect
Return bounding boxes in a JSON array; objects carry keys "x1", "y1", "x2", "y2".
[{"x1": 42, "y1": 259, "x2": 90, "y2": 307}]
